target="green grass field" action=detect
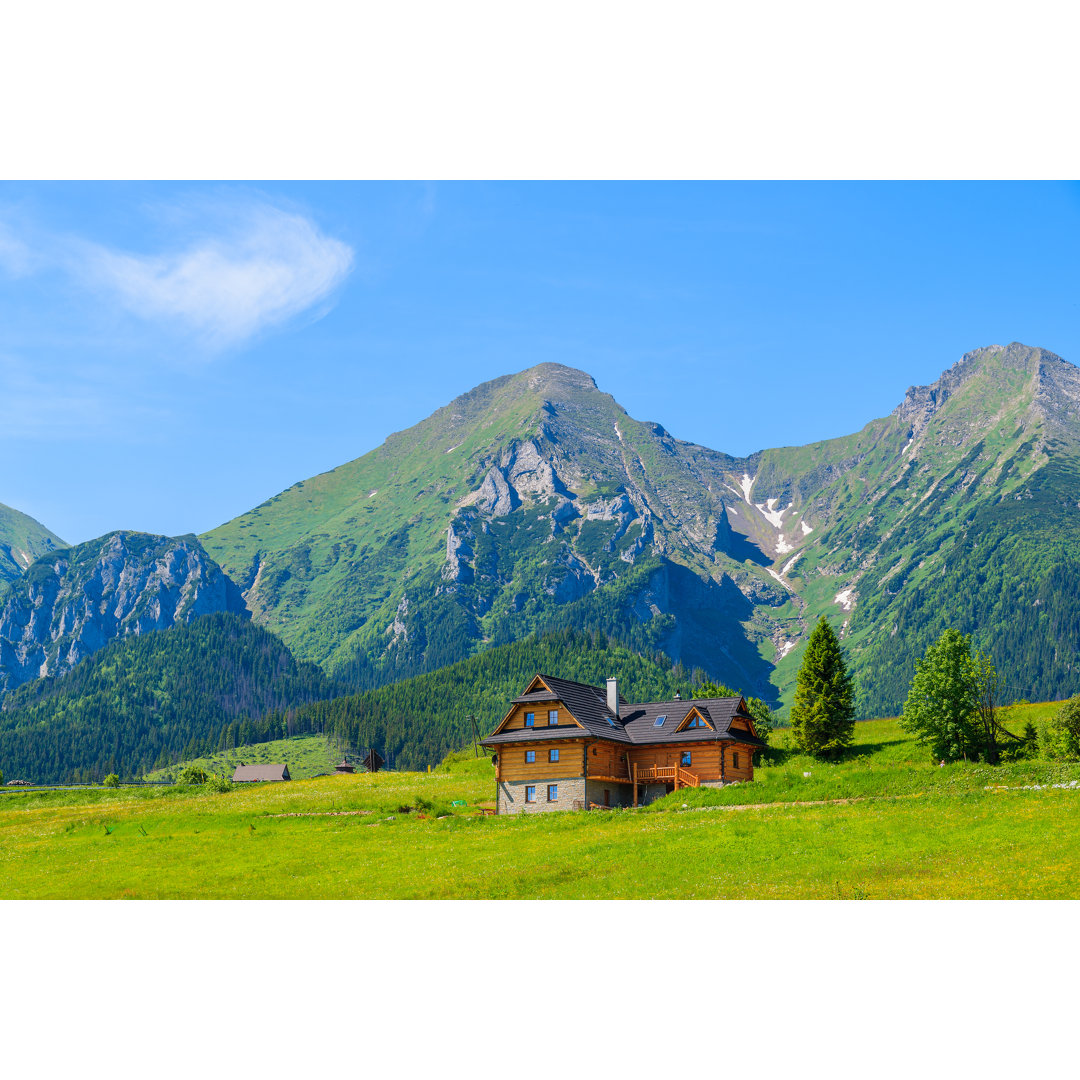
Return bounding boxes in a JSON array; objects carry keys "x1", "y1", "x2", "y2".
[{"x1": 3, "y1": 711, "x2": 1080, "y2": 899}]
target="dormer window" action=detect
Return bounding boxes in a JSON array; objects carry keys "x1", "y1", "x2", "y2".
[
  {"x1": 524, "y1": 712, "x2": 535, "y2": 727},
  {"x1": 548, "y1": 710, "x2": 559, "y2": 726},
  {"x1": 686, "y1": 716, "x2": 708, "y2": 729}
]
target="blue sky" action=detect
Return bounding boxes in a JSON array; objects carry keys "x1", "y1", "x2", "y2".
[{"x1": 2, "y1": 181, "x2": 1079, "y2": 545}]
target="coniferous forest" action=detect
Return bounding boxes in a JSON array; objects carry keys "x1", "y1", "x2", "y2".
[
  {"x1": 0, "y1": 614, "x2": 333, "y2": 783},
  {"x1": 0, "y1": 620, "x2": 704, "y2": 782}
]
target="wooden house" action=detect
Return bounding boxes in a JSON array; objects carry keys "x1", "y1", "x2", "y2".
[
  {"x1": 481, "y1": 674, "x2": 766, "y2": 814},
  {"x1": 335, "y1": 758, "x2": 355, "y2": 774},
  {"x1": 232, "y1": 763, "x2": 291, "y2": 783}
]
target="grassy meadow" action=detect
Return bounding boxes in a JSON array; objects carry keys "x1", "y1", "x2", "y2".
[{"x1": 3, "y1": 708, "x2": 1080, "y2": 899}]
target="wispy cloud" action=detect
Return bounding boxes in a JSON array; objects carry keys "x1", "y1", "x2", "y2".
[
  {"x1": 0, "y1": 195, "x2": 354, "y2": 350},
  {"x1": 0, "y1": 222, "x2": 35, "y2": 277},
  {"x1": 74, "y1": 202, "x2": 354, "y2": 349}
]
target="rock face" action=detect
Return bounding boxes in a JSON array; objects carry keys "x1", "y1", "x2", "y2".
[{"x1": 0, "y1": 531, "x2": 247, "y2": 695}]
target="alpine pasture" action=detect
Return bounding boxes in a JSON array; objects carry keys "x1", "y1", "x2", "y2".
[{"x1": 3, "y1": 707, "x2": 1080, "y2": 900}]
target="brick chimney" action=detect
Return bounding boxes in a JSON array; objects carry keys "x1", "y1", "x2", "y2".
[{"x1": 606, "y1": 677, "x2": 620, "y2": 718}]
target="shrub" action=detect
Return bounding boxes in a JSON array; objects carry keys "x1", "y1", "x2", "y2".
[
  {"x1": 1043, "y1": 697, "x2": 1080, "y2": 760},
  {"x1": 179, "y1": 765, "x2": 210, "y2": 785},
  {"x1": 206, "y1": 774, "x2": 233, "y2": 793},
  {"x1": 102, "y1": 773, "x2": 120, "y2": 788}
]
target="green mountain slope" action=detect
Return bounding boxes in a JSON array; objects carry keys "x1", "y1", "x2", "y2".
[
  {"x1": 0, "y1": 502, "x2": 65, "y2": 583},
  {"x1": 202, "y1": 343, "x2": 1080, "y2": 716},
  {"x1": 733, "y1": 343, "x2": 1080, "y2": 710},
  {"x1": 0, "y1": 613, "x2": 334, "y2": 783},
  {"x1": 200, "y1": 364, "x2": 775, "y2": 695}
]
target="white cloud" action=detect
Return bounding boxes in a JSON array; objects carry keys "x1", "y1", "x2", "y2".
[{"x1": 76, "y1": 203, "x2": 354, "y2": 348}]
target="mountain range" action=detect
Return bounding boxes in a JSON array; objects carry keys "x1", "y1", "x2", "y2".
[
  {"x1": 1, "y1": 341, "x2": 1079, "y2": 779},
  {"x1": 199, "y1": 341, "x2": 1080, "y2": 712}
]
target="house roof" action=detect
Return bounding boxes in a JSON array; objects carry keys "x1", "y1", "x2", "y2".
[
  {"x1": 482, "y1": 675, "x2": 766, "y2": 749},
  {"x1": 232, "y1": 763, "x2": 290, "y2": 782}
]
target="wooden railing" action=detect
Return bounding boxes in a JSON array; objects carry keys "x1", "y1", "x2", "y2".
[
  {"x1": 634, "y1": 765, "x2": 677, "y2": 783},
  {"x1": 632, "y1": 765, "x2": 699, "y2": 788},
  {"x1": 677, "y1": 767, "x2": 700, "y2": 788}
]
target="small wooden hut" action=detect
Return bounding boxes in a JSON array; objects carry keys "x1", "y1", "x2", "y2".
[
  {"x1": 335, "y1": 757, "x2": 355, "y2": 774},
  {"x1": 363, "y1": 749, "x2": 384, "y2": 774}
]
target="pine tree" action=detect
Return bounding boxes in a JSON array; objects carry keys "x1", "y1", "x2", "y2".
[{"x1": 790, "y1": 617, "x2": 855, "y2": 757}]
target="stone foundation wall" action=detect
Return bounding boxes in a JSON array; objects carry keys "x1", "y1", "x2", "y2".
[{"x1": 497, "y1": 776, "x2": 586, "y2": 814}]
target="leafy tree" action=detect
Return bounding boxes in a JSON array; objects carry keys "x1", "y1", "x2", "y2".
[
  {"x1": 102, "y1": 773, "x2": 120, "y2": 788},
  {"x1": 790, "y1": 618, "x2": 855, "y2": 757},
  {"x1": 901, "y1": 629, "x2": 980, "y2": 761},
  {"x1": 1043, "y1": 697, "x2": 1080, "y2": 760},
  {"x1": 745, "y1": 697, "x2": 773, "y2": 748},
  {"x1": 901, "y1": 630, "x2": 1020, "y2": 762},
  {"x1": 969, "y1": 650, "x2": 1019, "y2": 763},
  {"x1": 691, "y1": 680, "x2": 740, "y2": 699},
  {"x1": 179, "y1": 765, "x2": 209, "y2": 785}
]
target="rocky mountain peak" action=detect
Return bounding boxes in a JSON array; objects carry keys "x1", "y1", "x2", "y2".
[
  {"x1": 893, "y1": 342, "x2": 1070, "y2": 439},
  {"x1": 0, "y1": 530, "x2": 247, "y2": 697}
]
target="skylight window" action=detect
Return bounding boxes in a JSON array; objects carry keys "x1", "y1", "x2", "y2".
[
  {"x1": 606, "y1": 716, "x2": 618, "y2": 727},
  {"x1": 653, "y1": 714, "x2": 667, "y2": 728}
]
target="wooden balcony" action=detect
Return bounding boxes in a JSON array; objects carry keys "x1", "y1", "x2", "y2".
[
  {"x1": 629, "y1": 763, "x2": 698, "y2": 806},
  {"x1": 632, "y1": 764, "x2": 699, "y2": 788}
]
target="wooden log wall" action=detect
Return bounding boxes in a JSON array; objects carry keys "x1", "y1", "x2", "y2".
[{"x1": 496, "y1": 739, "x2": 586, "y2": 782}]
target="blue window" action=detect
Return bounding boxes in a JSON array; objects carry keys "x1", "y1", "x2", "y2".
[
  {"x1": 548, "y1": 710, "x2": 559, "y2": 725},
  {"x1": 549, "y1": 748, "x2": 559, "y2": 763},
  {"x1": 525, "y1": 750, "x2": 535, "y2": 763},
  {"x1": 547, "y1": 784, "x2": 558, "y2": 802},
  {"x1": 680, "y1": 751, "x2": 692, "y2": 767},
  {"x1": 524, "y1": 712, "x2": 534, "y2": 727},
  {"x1": 525, "y1": 785, "x2": 536, "y2": 803},
  {"x1": 653, "y1": 714, "x2": 667, "y2": 728},
  {"x1": 687, "y1": 716, "x2": 707, "y2": 729}
]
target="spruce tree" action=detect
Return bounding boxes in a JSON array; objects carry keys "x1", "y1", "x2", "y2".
[{"x1": 790, "y1": 617, "x2": 855, "y2": 757}]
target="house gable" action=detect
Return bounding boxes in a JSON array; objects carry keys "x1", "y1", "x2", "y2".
[
  {"x1": 488, "y1": 675, "x2": 586, "y2": 736},
  {"x1": 675, "y1": 706, "x2": 714, "y2": 732}
]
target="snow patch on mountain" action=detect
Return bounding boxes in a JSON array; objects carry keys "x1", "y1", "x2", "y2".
[
  {"x1": 800, "y1": 520, "x2": 813, "y2": 536},
  {"x1": 755, "y1": 497, "x2": 791, "y2": 529},
  {"x1": 835, "y1": 588, "x2": 856, "y2": 612},
  {"x1": 766, "y1": 568, "x2": 793, "y2": 592},
  {"x1": 739, "y1": 473, "x2": 754, "y2": 502}
]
